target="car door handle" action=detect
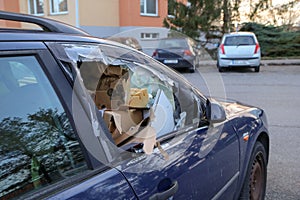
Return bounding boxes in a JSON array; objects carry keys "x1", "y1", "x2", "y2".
[{"x1": 149, "y1": 180, "x2": 178, "y2": 200}]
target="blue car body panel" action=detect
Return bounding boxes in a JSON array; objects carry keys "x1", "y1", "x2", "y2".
[
  {"x1": 117, "y1": 121, "x2": 240, "y2": 200},
  {"x1": 232, "y1": 109, "x2": 269, "y2": 199},
  {"x1": 47, "y1": 106, "x2": 268, "y2": 200},
  {"x1": 48, "y1": 168, "x2": 137, "y2": 200}
]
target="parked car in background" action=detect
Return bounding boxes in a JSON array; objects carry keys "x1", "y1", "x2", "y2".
[
  {"x1": 152, "y1": 37, "x2": 201, "y2": 73},
  {"x1": 217, "y1": 32, "x2": 261, "y2": 72},
  {"x1": 0, "y1": 11, "x2": 269, "y2": 200}
]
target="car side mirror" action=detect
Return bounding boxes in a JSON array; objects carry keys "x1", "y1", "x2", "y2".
[{"x1": 206, "y1": 98, "x2": 226, "y2": 123}]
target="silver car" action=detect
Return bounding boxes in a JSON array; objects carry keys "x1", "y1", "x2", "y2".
[{"x1": 217, "y1": 32, "x2": 261, "y2": 72}]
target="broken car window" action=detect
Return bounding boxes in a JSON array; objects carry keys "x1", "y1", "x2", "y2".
[{"x1": 48, "y1": 42, "x2": 205, "y2": 154}]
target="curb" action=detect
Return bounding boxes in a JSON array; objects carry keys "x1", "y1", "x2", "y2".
[
  {"x1": 198, "y1": 60, "x2": 300, "y2": 66},
  {"x1": 261, "y1": 60, "x2": 300, "y2": 66}
]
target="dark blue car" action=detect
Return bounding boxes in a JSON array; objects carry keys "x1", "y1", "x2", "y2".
[
  {"x1": 152, "y1": 37, "x2": 201, "y2": 73},
  {"x1": 0, "y1": 11, "x2": 269, "y2": 200}
]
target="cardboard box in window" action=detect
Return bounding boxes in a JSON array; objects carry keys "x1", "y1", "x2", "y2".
[
  {"x1": 128, "y1": 88, "x2": 149, "y2": 108},
  {"x1": 94, "y1": 65, "x2": 129, "y2": 109},
  {"x1": 95, "y1": 90, "x2": 124, "y2": 110},
  {"x1": 103, "y1": 107, "x2": 143, "y2": 130},
  {"x1": 103, "y1": 107, "x2": 156, "y2": 154},
  {"x1": 103, "y1": 65, "x2": 124, "y2": 76}
]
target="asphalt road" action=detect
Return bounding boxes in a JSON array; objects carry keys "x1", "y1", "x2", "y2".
[{"x1": 182, "y1": 64, "x2": 300, "y2": 199}]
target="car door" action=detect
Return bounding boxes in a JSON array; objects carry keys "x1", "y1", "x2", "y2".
[
  {"x1": 46, "y1": 41, "x2": 241, "y2": 200},
  {"x1": 116, "y1": 93, "x2": 240, "y2": 200},
  {"x1": 0, "y1": 42, "x2": 137, "y2": 200}
]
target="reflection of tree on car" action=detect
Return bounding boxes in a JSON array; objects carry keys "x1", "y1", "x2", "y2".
[{"x1": 0, "y1": 109, "x2": 85, "y2": 197}]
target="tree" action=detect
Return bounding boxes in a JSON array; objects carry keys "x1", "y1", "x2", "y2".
[
  {"x1": 164, "y1": 0, "x2": 222, "y2": 39},
  {"x1": 164, "y1": 0, "x2": 243, "y2": 39},
  {"x1": 249, "y1": 0, "x2": 270, "y2": 21},
  {"x1": 249, "y1": 0, "x2": 299, "y2": 29}
]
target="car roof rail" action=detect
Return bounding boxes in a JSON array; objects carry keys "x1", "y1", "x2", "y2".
[{"x1": 0, "y1": 11, "x2": 88, "y2": 35}]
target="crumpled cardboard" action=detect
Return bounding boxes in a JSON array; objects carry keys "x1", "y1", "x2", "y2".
[
  {"x1": 95, "y1": 65, "x2": 165, "y2": 154},
  {"x1": 128, "y1": 88, "x2": 149, "y2": 108},
  {"x1": 103, "y1": 65, "x2": 123, "y2": 76},
  {"x1": 94, "y1": 65, "x2": 129, "y2": 109},
  {"x1": 103, "y1": 107, "x2": 156, "y2": 154}
]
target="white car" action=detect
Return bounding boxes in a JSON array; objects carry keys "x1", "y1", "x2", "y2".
[{"x1": 217, "y1": 32, "x2": 261, "y2": 72}]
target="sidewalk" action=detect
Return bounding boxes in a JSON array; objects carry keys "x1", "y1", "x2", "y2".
[
  {"x1": 260, "y1": 59, "x2": 300, "y2": 66},
  {"x1": 199, "y1": 59, "x2": 300, "y2": 66}
]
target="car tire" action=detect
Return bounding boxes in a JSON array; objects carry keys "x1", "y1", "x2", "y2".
[
  {"x1": 189, "y1": 63, "x2": 196, "y2": 73},
  {"x1": 218, "y1": 67, "x2": 225, "y2": 73},
  {"x1": 255, "y1": 66, "x2": 260, "y2": 72},
  {"x1": 239, "y1": 141, "x2": 267, "y2": 200},
  {"x1": 189, "y1": 68, "x2": 195, "y2": 73}
]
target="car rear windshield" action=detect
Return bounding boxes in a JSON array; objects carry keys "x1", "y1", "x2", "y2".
[
  {"x1": 158, "y1": 39, "x2": 188, "y2": 49},
  {"x1": 224, "y1": 36, "x2": 255, "y2": 46}
]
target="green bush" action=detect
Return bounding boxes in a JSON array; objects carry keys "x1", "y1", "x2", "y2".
[{"x1": 240, "y1": 22, "x2": 300, "y2": 57}]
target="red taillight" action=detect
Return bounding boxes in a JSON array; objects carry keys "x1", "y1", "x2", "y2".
[
  {"x1": 184, "y1": 49, "x2": 193, "y2": 56},
  {"x1": 254, "y1": 43, "x2": 260, "y2": 54},
  {"x1": 220, "y1": 44, "x2": 225, "y2": 54},
  {"x1": 152, "y1": 50, "x2": 158, "y2": 57}
]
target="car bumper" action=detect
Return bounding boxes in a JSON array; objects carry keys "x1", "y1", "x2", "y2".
[
  {"x1": 155, "y1": 58, "x2": 194, "y2": 69},
  {"x1": 218, "y1": 57, "x2": 260, "y2": 67}
]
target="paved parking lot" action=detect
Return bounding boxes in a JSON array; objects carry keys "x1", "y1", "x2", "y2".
[{"x1": 183, "y1": 64, "x2": 300, "y2": 199}]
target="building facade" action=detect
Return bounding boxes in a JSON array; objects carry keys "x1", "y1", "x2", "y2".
[
  {"x1": 0, "y1": 0, "x2": 21, "y2": 27},
  {"x1": 0, "y1": 0, "x2": 172, "y2": 38}
]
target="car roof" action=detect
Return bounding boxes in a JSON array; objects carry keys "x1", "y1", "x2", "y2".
[
  {"x1": 223, "y1": 32, "x2": 256, "y2": 37},
  {"x1": 0, "y1": 31, "x2": 143, "y2": 55},
  {"x1": 0, "y1": 31, "x2": 96, "y2": 42}
]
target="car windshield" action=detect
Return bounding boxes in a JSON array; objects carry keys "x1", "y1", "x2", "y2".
[
  {"x1": 224, "y1": 36, "x2": 255, "y2": 46},
  {"x1": 158, "y1": 39, "x2": 189, "y2": 49}
]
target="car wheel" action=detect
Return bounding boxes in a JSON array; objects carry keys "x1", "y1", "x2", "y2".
[
  {"x1": 189, "y1": 68, "x2": 195, "y2": 73},
  {"x1": 218, "y1": 67, "x2": 225, "y2": 72},
  {"x1": 239, "y1": 141, "x2": 267, "y2": 200},
  {"x1": 255, "y1": 66, "x2": 260, "y2": 72}
]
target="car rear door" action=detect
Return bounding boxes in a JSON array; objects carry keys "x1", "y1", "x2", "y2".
[{"x1": 0, "y1": 42, "x2": 137, "y2": 200}]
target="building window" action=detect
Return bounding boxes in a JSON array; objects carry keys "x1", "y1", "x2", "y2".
[
  {"x1": 28, "y1": 0, "x2": 44, "y2": 15},
  {"x1": 141, "y1": 33, "x2": 159, "y2": 39},
  {"x1": 140, "y1": 0, "x2": 158, "y2": 16},
  {"x1": 50, "y1": 0, "x2": 68, "y2": 15}
]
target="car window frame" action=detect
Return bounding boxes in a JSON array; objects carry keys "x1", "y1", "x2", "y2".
[
  {"x1": 46, "y1": 41, "x2": 209, "y2": 159},
  {"x1": 224, "y1": 35, "x2": 256, "y2": 46}
]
